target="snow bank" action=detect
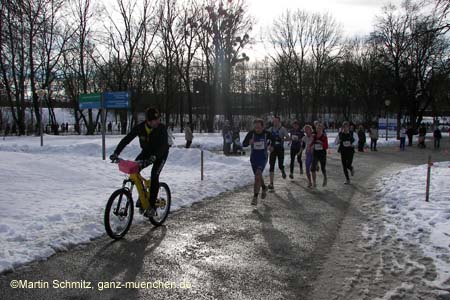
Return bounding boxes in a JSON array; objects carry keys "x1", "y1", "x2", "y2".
[
  {"x1": 0, "y1": 136, "x2": 254, "y2": 273},
  {"x1": 376, "y1": 161, "x2": 450, "y2": 289}
]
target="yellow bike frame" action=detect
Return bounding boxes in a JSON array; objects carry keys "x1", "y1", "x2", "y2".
[
  {"x1": 128, "y1": 172, "x2": 166, "y2": 210},
  {"x1": 129, "y1": 173, "x2": 151, "y2": 210}
]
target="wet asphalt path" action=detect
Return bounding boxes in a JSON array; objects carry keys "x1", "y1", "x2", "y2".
[{"x1": 1, "y1": 139, "x2": 449, "y2": 300}]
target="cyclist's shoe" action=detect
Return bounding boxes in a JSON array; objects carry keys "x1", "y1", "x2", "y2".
[
  {"x1": 251, "y1": 196, "x2": 258, "y2": 206},
  {"x1": 344, "y1": 179, "x2": 351, "y2": 185},
  {"x1": 322, "y1": 177, "x2": 327, "y2": 187},
  {"x1": 261, "y1": 186, "x2": 267, "y2": 199},
  {"x1": 300, "y1": 169, "x2": 304, "y2": 175},
  {"x1": 268, "y1": 183, "x2": 274, "y2": 191},
  {"x1": 282, "y1": 170, "x2": 287, "y2": 179},
  {"x1": 144, "y1": 208, "x2": 157, "y2": 218},
  {"x1": 289, "y1": 173, "x2": 294, "y2": 179},
  {"x1": 136, "y1": 198, "x2": 142, "y2": 208},
  {"x1": 350, "y1": 168, "x2": 354, "y2": 177}
]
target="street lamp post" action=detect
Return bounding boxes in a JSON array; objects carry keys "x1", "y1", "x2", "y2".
[
  {"x1": 385, "y1": 99, "x2": 391, "y2": 141},
  {"x1": 37, "y1": 89, "x2": 47, "y2": 147}
]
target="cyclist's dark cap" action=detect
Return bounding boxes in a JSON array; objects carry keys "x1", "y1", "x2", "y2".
[{"x1": 146, "y1": 107, "x2": 160, "y2": 121}]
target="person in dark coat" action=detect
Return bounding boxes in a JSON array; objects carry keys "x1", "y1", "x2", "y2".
[{"x1": 357, "y1": 125, "x2": 366, "y2": 152}]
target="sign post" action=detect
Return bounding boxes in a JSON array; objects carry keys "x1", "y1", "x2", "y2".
[
  {"x1": 101, "y1": 94, "x2": 106, "y2": 160},
  {"x1": 426, "y1": 155, "x2": 432, "y2": 202}
]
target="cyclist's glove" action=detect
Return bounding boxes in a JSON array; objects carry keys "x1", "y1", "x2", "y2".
[
  {"x1": 110, "y1": 152, "x2": 119, "y2": 163},
  {"x1": 148, "y1": 155, "x2": 157, "y2": 164}
]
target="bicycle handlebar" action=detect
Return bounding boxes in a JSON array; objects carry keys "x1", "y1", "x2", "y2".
[{"x1": 110, "y1": 156, "x2": 155, "y2": 168}]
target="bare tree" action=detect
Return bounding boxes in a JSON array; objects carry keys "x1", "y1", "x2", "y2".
[
  {"x1": 309, "y1": 12, "x2": 342, "y2": 120},
  {"x1": 171, "y1": 0, "x2": 201, "y2": 128},
  {"x1": 0, "y1": 0, "x2": 29, "y2": 135},
  {"x1": 202, "y1": 0, "x2": 253, "y2": 125},
  {"x1": 270, "y1": 9, "x2": 312, "y2": 122},
  {"x1": 62, "y1": 0, "x2": 103, "y2": 134}
]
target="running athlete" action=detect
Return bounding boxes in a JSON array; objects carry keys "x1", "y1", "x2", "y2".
[
  {"x1": 301, "y1": 125, "x2": 314, "y2": 187},
  {"x1": 335, "y1": 121, "x2": 356, "y2": 184},
  {"x1": 289, "y1": 120, "x2": 304, "y2": 179},
  {"x1": 110, "y1": 108, "x2": 169, "y2": 217},
  {"x1": 268, "y1": 116, "x2": 290, "y2": 190},
  {"x1": 243, "y1": 119, "x2": 273, "y2": 205},
  {"x1": 310, "y1": 123, "x2": 328, "y2": 187}
]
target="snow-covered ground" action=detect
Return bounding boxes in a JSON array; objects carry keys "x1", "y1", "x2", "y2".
[
  {"x1": 0, "y1": 135, "x2": 257, "y2": 273},
  {"x1": 376, "y1": 162, "x2": 450, "y2": 290}
]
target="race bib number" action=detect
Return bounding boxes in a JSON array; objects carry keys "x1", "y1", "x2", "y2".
[
  {"x1": 292, "y1": 135, "x2": 298, "y2": 141},
  {"x1": 253, "y1": 141, "x2": 265, "y2": 150},
  {"x1": 343, "y1": 141, "x2": 352, "y2": 147},
  {"x1": 314, "y1": 143, "x2": 323, "y2": 151}
]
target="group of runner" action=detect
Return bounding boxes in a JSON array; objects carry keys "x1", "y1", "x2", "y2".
[{"x1": 243, "y1": 116, "x2": 358, "y2": 205}]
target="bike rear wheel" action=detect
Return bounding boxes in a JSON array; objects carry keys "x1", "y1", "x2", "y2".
[
  {"x1": 104, "y1": 189, "x2": 134, "y2": 239},
  {"x1": 149, "y1": 182, "x2": 171, "y2": 226}
]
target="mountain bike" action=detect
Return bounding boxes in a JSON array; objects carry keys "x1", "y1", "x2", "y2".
[{"x1": 104, "y1": 157, "x2": 171, "y2": 240}]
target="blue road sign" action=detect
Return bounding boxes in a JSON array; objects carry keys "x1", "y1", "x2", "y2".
[
  {"x1": 104, "y1": 91, "x2": 130, "y2": 109},
  {"x1": 79, "y1": 93, "x2": 101, "y2": 109},
  {"x1": 378, "y1": 118, "x2": 397, "y2": 130}
]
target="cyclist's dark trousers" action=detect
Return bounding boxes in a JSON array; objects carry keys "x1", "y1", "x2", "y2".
[
  {"x1": 340, "y1": 149, "x2": 354, "y2": 181},
  {"x1": 269, "y1": 147, "x2": 285, "y2": 172},
  {"x1": 290, "y1": 148, "x2": 302, "y2": 174},
  {"x1": 135, "y1": 151, "x2": 169, "y2": 209},
  {"x1": 312, "y1": 151, "x2": 327, "y2": 177}
]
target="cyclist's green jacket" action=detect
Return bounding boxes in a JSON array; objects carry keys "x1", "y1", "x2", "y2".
[{"x1": 114, "y1": 122, "x2": 169, "y2": 159}]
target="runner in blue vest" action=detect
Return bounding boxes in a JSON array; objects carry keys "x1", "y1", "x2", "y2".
[
  {"x1": 268, "y1": 116, "x2": 290, "y2": 191},
  {"x1": 243, "y1": 119, "x2": 273, "y2": 205},
  {"x1": 289, "y1": 120, "x2": 304, "y2": 179}
]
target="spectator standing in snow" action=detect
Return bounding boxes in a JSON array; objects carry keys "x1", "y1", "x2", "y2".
[
  {"x1": 433, "y1": 127, "x2": 442, "y2": 149},
  {"x1": 369, "y1": 124, "x2": 379, "y2": 151},
  {"x1": 418, "y1": 124, "x2": 427, "y2": 148},
  {"x1": 222, "y1": 120, "x2": 232, "y2": 155},
  {"x1": 406, "y1": 124, "x2": 415, "y2": 147},
  {"x1": 357, "y1": 125, "x2": 366, "y2": 152},
  {"x1": 185, "y1": 123, "x2": 193, "y2": 148},
  {"x1": 399, "y1": 125, "x2": 407, "y2": 151}
]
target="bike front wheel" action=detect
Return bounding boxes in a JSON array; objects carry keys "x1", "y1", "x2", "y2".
[
  {"x1": 104, "y1": 189, "x2": 134, "y2": 239},
  {"x1": 149, "y1": 182, "x2": 171, "y2": 226}
]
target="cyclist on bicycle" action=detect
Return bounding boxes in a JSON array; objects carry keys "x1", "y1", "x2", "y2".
[{"x1": 110, "y1": 107, "x2": 169, "y2": 217}]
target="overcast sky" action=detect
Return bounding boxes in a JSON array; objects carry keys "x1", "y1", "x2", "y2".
[
  {"x1": 248, "y1": 0, "x2": 402, "y2": 37},
  {"x1": 101, "y1": 0, "x2": 404, "y2": 60},
  {"x1": 246, "y1": 0, "x2": 403, "y2": 59}
]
